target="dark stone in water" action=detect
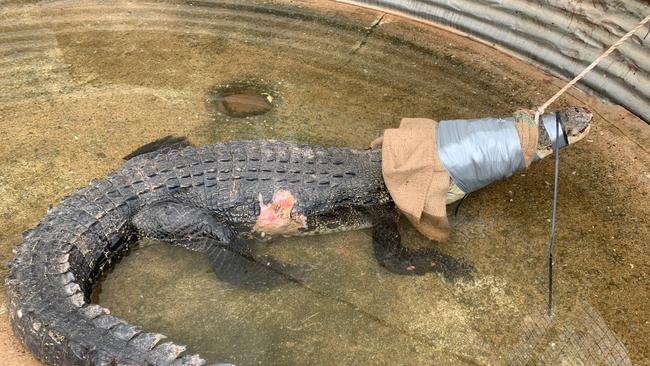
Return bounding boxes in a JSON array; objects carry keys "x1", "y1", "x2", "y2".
[{"x1": 216, "y1": 93, "x2": 273, "y2": 118}]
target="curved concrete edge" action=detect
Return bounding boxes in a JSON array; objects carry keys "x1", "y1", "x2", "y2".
[{"x1": 339, "y1": 0, "x2": 650, "y2": 124}]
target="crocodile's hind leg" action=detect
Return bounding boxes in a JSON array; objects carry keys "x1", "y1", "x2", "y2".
[
  {"x1": 206, "y1": 237, "x2": 305, "y2": 289},
  {"x1": 132, "y1": 201, "x2": 304, "y2": 289},
  {"x1": 371, "y1": 209, "x2": 474, "y2": 282}
]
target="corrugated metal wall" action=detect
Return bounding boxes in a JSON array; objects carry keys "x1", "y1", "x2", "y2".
[{"x1": 342, "y1": 0, "x2": 650, "y2": 123}]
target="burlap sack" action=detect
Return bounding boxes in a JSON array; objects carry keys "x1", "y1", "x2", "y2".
[
  {"x1": 377, "y1": 111, "x2": 539, "y2": 242},
  {"x1": 513, "y1": 110, "x2": 539, "y2": 167},
  {"x1": 380, "y1": 118, "x2": 450, "y2": 241}
]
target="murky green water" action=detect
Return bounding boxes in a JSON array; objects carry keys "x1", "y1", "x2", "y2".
[{"x1": 1, "y1": 1, "x2": 649, "y2": 365}]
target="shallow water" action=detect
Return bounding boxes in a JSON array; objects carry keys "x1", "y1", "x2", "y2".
[{"x1": 1, "y1": 0, "x2": 649, "y2": 365}]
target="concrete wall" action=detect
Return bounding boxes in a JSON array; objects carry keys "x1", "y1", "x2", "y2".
[{"x1": 342, "y1": 0, "x2": 650, "y2": 123}]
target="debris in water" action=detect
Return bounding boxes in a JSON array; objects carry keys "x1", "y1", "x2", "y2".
[
  {"x1": 206, "y1": 81, "x2": 276, "y2": 118},
  {"x1": 217, "y1": 93, "x2": 273, "y2": 117}
]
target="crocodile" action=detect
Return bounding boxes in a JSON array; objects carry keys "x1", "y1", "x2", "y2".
[{"x1": 5, "y1": 107, "x2": 592, "y2": 366}]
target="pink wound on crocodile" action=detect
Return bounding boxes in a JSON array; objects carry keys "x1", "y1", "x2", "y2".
[{"x1": 253, "y1": 190, "x2": 307, "y2": 236}]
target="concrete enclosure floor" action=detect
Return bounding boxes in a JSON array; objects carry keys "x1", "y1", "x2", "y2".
[{"x1": 0, "y1": 1, "x2": 649, "y2": 365}]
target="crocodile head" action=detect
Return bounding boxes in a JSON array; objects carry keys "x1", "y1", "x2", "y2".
[
  {"x1": 537, "y1": 106, "x2": 592, "y2": 159},
  {"x1": 559, "y1": 106, "x2": 593, "y2": 145}
]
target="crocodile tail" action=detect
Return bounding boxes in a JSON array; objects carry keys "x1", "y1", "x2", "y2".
[{"x1": 5, "y1": 172, "x2": 210, "y2": 366}]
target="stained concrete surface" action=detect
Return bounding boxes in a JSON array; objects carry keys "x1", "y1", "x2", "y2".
[{"x1": 0, "y1": 1, "x2": 649, "y2": 365}]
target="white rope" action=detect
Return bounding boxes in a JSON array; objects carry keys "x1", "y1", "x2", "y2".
[{"x1": 534, "y1": 14, "x2": 650, "y2": 124}]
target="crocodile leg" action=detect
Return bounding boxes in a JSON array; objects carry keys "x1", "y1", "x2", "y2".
[
  {"x1": 371, "y1": 209, "x2": 474, "y2": 282},
  {"x1": 132, "y1": 201, "x2": 304, "y2": 289},
  {"x1": 206, "y1": 238, "x2": 306, "y2": 289},
  {"x1": 132, "y1": 201, "x2": 236, "y2": 248}
]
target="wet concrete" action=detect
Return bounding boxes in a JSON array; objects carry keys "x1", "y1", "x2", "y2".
[{"x1": 0, "y1": 0, "x2": 649, "y2": 365}]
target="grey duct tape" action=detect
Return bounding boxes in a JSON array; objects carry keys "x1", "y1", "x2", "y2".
[
  {"x1": 542, "y1": 113, "x2": 568, "y2": 151},
  {"x1": 436, "y1": 116, "x2": 526, "y2": 193},
  {"x1": 436, "y1": 113, "x2": 567, "y2": 193}
]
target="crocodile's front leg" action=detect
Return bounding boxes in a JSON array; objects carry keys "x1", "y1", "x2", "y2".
[
  {"x1": 132, "y1": 201, "x2": 303, "y2": 289},
  {"x1": 371, "y1": 207, "x2": 474, "y2": 282}
]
